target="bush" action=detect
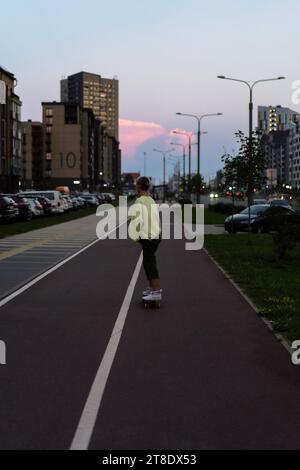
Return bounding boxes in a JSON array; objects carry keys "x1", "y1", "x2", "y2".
[
  {"x1": 265, "y1": 207, "x2": 300, "y2": 259},
  {"x1": 272, "y1": 224, "x2": 300, "y2": 260}
]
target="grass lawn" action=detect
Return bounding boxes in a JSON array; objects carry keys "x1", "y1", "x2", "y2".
[
  {"x1": 205, "y1": 234, "x2": 300, "y2": 342},
  {"x1": 0, "y1": 207, "x2": 97, "y2": 239},
  {"x1": 204, "y1": 208, "x2": 229, "y2": 225}
]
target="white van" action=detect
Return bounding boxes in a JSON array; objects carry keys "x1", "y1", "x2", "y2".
[{"x1": 19, "y1": 190, "x2": 64, "y2": 214}]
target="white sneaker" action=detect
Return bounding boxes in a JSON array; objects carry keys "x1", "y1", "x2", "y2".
[
  {"x1": 143, "y1": 290, "x2": 162, "y2": 302},
  {"x1": 143, "y1": 287, "x2": 152, "y2": 297}
]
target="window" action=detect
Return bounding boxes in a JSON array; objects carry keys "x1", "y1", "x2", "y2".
[{"x1": 46, "y1": 108, "x2": 53, "y2": 117}]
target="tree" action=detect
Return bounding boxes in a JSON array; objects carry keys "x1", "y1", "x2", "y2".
[
  {"x1": 222, "y1": 131, "x2": 266, "y2": 234},
  {"x1": 190, "y1": 174, "x2": 205, "y2": 194},
  {"x1": 222, "y1": 130, "x2": 266, "y2": 205}
]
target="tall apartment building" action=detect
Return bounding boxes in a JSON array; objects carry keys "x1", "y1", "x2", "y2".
[
  {"x1": 21, "y1": 121, "x2": 44, "y2": 189},
  {"x1": 0, "y1": 67, "x2": 22, "y2": 193},
  {"x1": 258, "y1": 105, "x2": 300, "y2": 133},
  {"x1": 60, "y1": 71, "x2": 120, "y2": 185},
  {"x1": 288, "y1": 133, "x2": 300, "y2": 189},
  {"x1": 60, "y1": 72, "x2": 119, "y2": 140},
  {"x1": 41, "y1": 102, "x2": 101, "y2": 191},
  {"x1": 258, "y1": 105, "x2": 300, "y2": 188}
]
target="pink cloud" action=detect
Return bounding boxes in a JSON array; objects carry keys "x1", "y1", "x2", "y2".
[{"x1": 119, "y1": 119, "x2": 165, "y2": 159}]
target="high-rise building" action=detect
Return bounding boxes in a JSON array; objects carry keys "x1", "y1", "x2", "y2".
[
  {"x1": 258, "y1": 105, "x2": 300, "y2": 187},
  {"x1": 41, "y1": 102, "x2": 101, "y2": 191},
  {"x1": 258, "y1": 105, "x2": 300, "y2": 133},
  {"x1": 60, "y1": 72, "x2": 119, "y2": 140},
  {"x1": 21, "y1": 121, "x2": 44, "y2": 189},
  {"x1": 288, "y1": 133, "x2": 300, "y2": 189},
  {"x1": 60, "y1": 72, "x2": 121, "y2": 185},
  {"x1": 260, "y1": 130, "x2": 290, "y2": 187},
  {"x1": 0, "y1": 66, "x2": 22, "y2": 193}
]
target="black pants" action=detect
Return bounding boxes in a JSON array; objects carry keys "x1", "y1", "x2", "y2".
[{"x1": 139, "y1": 239, "x2": 161, "y2": 281}]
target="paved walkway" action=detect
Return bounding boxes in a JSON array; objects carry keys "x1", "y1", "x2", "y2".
[
  {"x1": 0, "y1": 213, "x2": 99, "y2": 299},
  {"x1": 0, "y1": 218, "x2": 300, "y2": 449}
]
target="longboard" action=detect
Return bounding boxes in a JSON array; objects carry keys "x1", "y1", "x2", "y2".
[{"x1": 142, "y1": 299, "x2": 161, "y2": 309}]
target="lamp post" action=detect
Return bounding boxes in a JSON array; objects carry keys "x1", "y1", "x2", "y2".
[
  {"x1": 153, "y1": 148, "x2": 175, "y2": 202},
  {"x1": 170, "y1": 142, "x2": 187, "y2": 183},
  {"x1": 176, "y1": 112, "x2": 223, "y2": 203},
  {"x1": 217, "y1": 75, "x2": 285, "y2": 139},
  {"x1": 168, "y1": 157, "x2": 180, "y2": 193},
  {"x1": 169, "y1": 155, "x2": 181, "y2": 191},
  {"x1": 172, "y1": 130, "x2": 196, "y2": 194},
  {"x1": 143, "y1": 152, "x2": 147, "y2": 176}
]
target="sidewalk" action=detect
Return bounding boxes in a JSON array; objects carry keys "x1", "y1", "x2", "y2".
[{"x1": 0, "y1": 213, "x2": 99, "y2": 299}]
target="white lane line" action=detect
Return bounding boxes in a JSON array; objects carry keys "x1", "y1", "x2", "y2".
[
  {"x1": 0, "y1": 222, "x2": 126, "y2": 309},
  {"x1": 70, "y1": 253, "x2": 143, "y2": 451}
]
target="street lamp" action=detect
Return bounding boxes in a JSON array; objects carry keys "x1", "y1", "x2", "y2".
[
  {"x1": 168, "y1": 156, "x2": 181, "y2": 193},
  {"x1": 143, "y1": 152, "x2": 147, "y2": 176},
  {"x1": 170, "y1": 142, "x2": 187, "y2": 181},
  {"x1": 176, "y1": 112, "x2": 223, "y2": 203},
  {"x1": 172, "y1": 130, "x2": 197, "y2": 193},
  {"x1": 153, "y1": 148, "x2": 175, "y2": 202},
  {"x1": 217, "y1": 75, "x2": 285, "y2": 138}
]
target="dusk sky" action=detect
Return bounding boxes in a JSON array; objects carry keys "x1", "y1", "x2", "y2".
[{"x1": 2, "y1": 0, "x2": 299, "y2": 183}]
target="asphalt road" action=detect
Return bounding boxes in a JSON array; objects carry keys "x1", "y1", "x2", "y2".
[{"x1": 0, "y1": 217, "x2": 300, "y2": 449}]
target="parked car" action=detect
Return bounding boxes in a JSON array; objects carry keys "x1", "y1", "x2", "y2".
[
  {"x1": 70, "y1": 196, "x2": 81, "y2": 210},
  {"x1": 26, "y1": 198, "x2": 44, "y2": 217},
  {"x1": 251, "y1": 205, "x2": 298, "y2": 234},
  {"x1": 36, "y1": 196, "x2": 55, "y2": 215},
  {"x1": 97, "y1": 193, "x2": 112, "y2": 203},
  {"x1": 269, "y1": 199, "x2": 293, "y2": 210},
  {"x1": 61, "y1": 195, "x2": 73, "y2": 211},
  {"x1": 19, "y1": 190, "x2": 63, "y2": 214},
  {"x1": 80, "y1": 195, "x2": 99, "y2": 207},
  {"x1": 224, "y1": 204, "x2": 270, "y2": 234},
  {"x1": 24, "y1": 195, "x2": 54, "y2": 215},
  {"x1": 76, "y1": 196, "x2": 86, "y2": 208},
  {"x1": 94, "y1": 194, "x2": 106, "y2": 204},
  {"x1": 100, "y1": 192, "x2": 116, "y2": 202},
  {"x1": 59, "y1": 196, "x2": 69, "y2": 212},
  {"x1": 253, "y1": 198, "x2": 267, "y2": 205},
  {"x1": 0, "y1": 195, "x2": 19, "y2": 222},
  {"x1": 7, "y1": 195, "x2": 32, "y2": 221}
]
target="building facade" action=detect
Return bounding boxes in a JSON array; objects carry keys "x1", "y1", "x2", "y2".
[
  {"x1": 260, "y1": 130, "x2": 290, "y2": 187},
  {"x1": 0, "y1": 67, "x2": 22, "y2": 193},
  {"x1": 60, "y1": 72, "x2": 119, "y2": 140},
  {"x1": 41, "y1": 102, "x2": 100, "y2": 191},
  {"x1": 21, "y1": 121, "x2": 44, "y2": 189},
  {"x1": 60, "y1": 72, "x2": 120, "y2": 185},
  {"x1": 257, "y1": 105, "x2": 300, "y2": 188},
  {"x1": 288, "y1": 133, "x2": 300, "y2": 189},
  {"x1": 258, "y1": 105, "x2": 300, "y2": 133}
]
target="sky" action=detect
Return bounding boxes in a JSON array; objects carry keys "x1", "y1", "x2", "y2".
[{"x1": 1, "y1": 0, "x2": 300, "y2": 183}]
